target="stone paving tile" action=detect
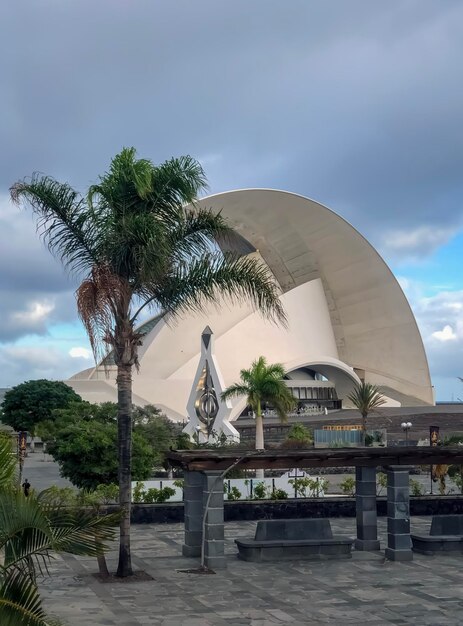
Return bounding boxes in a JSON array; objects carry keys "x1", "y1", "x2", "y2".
[{"x1": 37, "y1": 517, "x2": 463, "y2": 625}]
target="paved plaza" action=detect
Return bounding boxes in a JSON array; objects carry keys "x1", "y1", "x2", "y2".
[{"x1": 40, "y1": 517, "x2": 463, "y2": 626}]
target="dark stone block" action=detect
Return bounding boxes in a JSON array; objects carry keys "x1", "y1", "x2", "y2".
[
  {"x1": 386, "y1": 470, "x2": 409, "y2": 487},
  {"x1": 358, "y1": 510, "x2": 377, "y2": 527},
  {"x1": 356, "y1": 481, "x2": 377, "y2": 496},
  {"x1": 254, "y1": 518, "x2": 333, "y2": 541},
  {"x1": 387, "y1": 486, "x2": 408, "y2": 503},
  {"x1": 385, "y1": 547, "x2": 413, "y2": 561},
  {"x1": 430, "y1": 514, "x2": 463, "y2": 536},
  {"x1": 357, "y1": 525, "x2": 378, "y2": 541},
  {"x1": 204, "y1": 524, "x2": 224, "y2": 541},
  {"x1": 354, "y1": 538, "x2": 380, "y2": 551},
  {"x1": 356, "y1": 467, "x2": 376, "y2": 482},
  {"x1": 387, "y1": 501, "x2": 410, "y2": 519},
  {"x1": 388, "y1": 517, "x2": 410, "y2": 534},
  {"x1": 204, "y1": 555, "x2": 227, "y2": 569},
  {"x1": 235, "y1": 538, "x2": 353, "y2": 562},
  {"x1": 183, "y1": 530, "x2": 202, "y2": 546},
  {"x1": 182, "y1": 544, "x2": 201, "y2": 557},
  {"x1": 356, "y1": 495, "x2": 377, "y2": 511},
  {"x1": 388, "y1": 533, "x2": 412, "y2": 550},
  {"x1": 204, "y1": 540, "x2": 225, "y2": 557}
]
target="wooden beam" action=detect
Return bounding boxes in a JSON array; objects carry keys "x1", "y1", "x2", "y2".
[{"x1": 166, "y1": 447, "x2": 463, "y2": 471}]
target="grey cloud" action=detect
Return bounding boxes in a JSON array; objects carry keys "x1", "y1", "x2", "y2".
[
  {"x1": 0, "y1": 0, "x2": 462, "y2": 382},
  {"x1": 0, "y1": 345, "x2": 90, "y2": 389}
]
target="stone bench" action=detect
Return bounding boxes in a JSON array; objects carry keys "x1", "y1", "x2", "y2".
[
  {"x1": 235, "y1": 518, "x2": 354, "y2": 562},
  {"x1": 412, "y1": 515, "x2": 463, "y2": 555}
]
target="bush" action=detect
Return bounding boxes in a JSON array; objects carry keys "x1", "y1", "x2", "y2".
[
  {"x1": 132, "y1": 482, "x2": 175, "y2": 503},
  {"x1": 253, "y1": 482, "x2": 268, "y2": 499},
  {"x1": 409, "y1": 479, "x2": 423, "y2": 496},
  {"x1": 340, "y1": 476, "x2": 355, "y2": 496},
  {"x1": 272, "y1": 488, "x2": 288, "y2": 499},
  {"x1": 281, "y1": 423, "x2": 313, "y2": 449},
  {"x1": 376, "y1": 472, "x2": 387, "y2": 495},
  {"x1": 224, "y1": 484, "x2": 242, "y2": 500}
]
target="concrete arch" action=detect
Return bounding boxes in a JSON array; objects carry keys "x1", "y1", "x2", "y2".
[{"x1": 67, "y1": 188, "x2": 434, "y2": 418}]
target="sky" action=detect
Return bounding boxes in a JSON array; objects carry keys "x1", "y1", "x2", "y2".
[{"x1": 0, "y1": 1, "x2": 462, "y2": 400}]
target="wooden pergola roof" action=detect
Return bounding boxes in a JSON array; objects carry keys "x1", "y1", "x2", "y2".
[{"x1": 166, "y1": 446, "x2": 463, "y2": 471}]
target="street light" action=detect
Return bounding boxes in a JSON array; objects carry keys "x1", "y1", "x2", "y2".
[{"x1": 401, "y1": 421, "x2": 412, "y2": 444}]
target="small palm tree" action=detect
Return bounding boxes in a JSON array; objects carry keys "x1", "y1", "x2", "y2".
[
  {"x1": 347, "y1": 382, "x2": 385, "y2": 446},
  {"x1": 222, "y1": 356, "x2": 296, "y2": 474},
  {"x1": 0, "y1": 435, "x2": 117, "y2": 626},
  {"x1": 11, "y1": 148, "x2": 285, "y2": 576}
]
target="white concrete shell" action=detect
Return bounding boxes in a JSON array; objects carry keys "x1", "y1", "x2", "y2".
[{"x1": 68, "y1": 189, "x2": 434, "y2": 419}]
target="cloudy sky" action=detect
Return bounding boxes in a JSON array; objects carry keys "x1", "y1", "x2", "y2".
[{"x1": 1, "y1": 1, "x2": 462, "y2": 400}]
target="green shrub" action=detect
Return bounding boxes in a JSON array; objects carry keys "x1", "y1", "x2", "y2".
[
  {"x1": 409, "y1": 479, "x2": 423, "y2": 496},
  {"x1": 376, "y1": 472, "x2": 387, "y2": 495},
  {"x1": 224, "y1": 484, "x2": 242, "y2": 500},
  {"x1": 253, "y1": 482, "x2": 268, "y2": 499},
  {"x1": 272, "y1": 488, "x2": 288, "y2": 499},
  {"x1": 340, "y1": 476, "x2": 355, "y2": 496}
]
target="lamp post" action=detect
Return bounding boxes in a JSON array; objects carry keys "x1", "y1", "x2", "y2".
[{"x1": 401, "y1": 421, "x2": 412, "y2": 445}]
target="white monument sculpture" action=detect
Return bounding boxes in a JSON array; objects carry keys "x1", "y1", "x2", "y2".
[{"x1": 183, "y1": 326, "x2": 240, "y2": 444}]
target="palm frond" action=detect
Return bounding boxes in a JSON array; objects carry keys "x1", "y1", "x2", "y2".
[
  {"x1": 0, "y1": 435, "x2": 17, "y2": 488},
  {"x1": 0, "y1": 570, "x2": 62, "y2": 626},
  {"x1": 154, "y1": 252, "x2": 286, "y2": 325},
  {"x1": 76, "y1": 264, "x2": 133, "y2": 365},
  {"x1": 347, "y1": 382, "x2": 386, "y2": 417},
  {"x1": 220, "y1": 384, "x2": 250, "y2": 401},
  {"x1": 10, "y1": 175, "x2": 98, "y2": 275}
]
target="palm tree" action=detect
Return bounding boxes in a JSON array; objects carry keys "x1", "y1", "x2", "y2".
[
  {"x1": 11, "y1": 148, "x2": 285, "y2": 577},
  {"x1": 347, "y1": 382, "x2": 385, "y2": 446},
  {"x1": 222, "y1": 357, "x2": 295, "y2": 477},
  {"x1": 0, "y1": 435, "x2": 116, "y2": 626}
]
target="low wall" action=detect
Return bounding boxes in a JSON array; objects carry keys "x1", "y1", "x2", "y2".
[{"x1": 127, "y1": 496, "x2": 463, "y2": 525}]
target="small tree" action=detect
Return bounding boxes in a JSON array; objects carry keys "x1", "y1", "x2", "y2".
[
  {"x1": 222, "y1": 357, "x2": 295, "y2": 479},
  {"x1": 46, "y1": 402, "x2": 155, "y2": 489},
  {"x1": 12, "y1": 148, "x2": 285, "y2": 577},
  {"x1": 281, "y1": 423, "x2": 313, "y2": 449},
  {"x1": 1, "y1": 379, "x2": 82, "y2": 434},
  {"x1": 347, "y1": 382, "x2": 385, "y2": 446}
]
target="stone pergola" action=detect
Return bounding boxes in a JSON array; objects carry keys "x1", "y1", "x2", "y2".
[{"x1": 167, "y1": 447, "x2": 463, "y2": 569}]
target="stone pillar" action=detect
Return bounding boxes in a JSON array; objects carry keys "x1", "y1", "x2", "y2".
[
  {"x1": 182, "y1": 470, "x2": 204, "y2": 558},
  {"x1": 354, "y1": 466, "x2": 380, "y2": 551},
  {"x1": 203, "y1": 470, "x2": 226, "y2": 569},
  {"x1": 385, "y1": 466, "x2": 413, "y2": 562}
]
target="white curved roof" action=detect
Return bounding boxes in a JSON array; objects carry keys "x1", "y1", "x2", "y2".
[{"x1": 68, "y1": 189, "x2": 433, "y2": 415}]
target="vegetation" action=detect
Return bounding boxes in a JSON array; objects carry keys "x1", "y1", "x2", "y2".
[
  {"x1": 252, "y1": 481, "x2": 269, "y2": 499},
  {"x1": 0, "y1": 436, "x2": 117, "y2": 625},
  {"x1": 340, "y1": 476, "x2": 356, "y2": 496},
  {"x1": 271, "y1": 488, "x2": 288, "y2": 499},
  {"x1": 132, "y1": 404, "x2": 181, "y2": 468},
  {"x1": 376, "y1": 472, "x2": 387, "y2": 495},
  {"x1": 43, "y1": 402, "x2": 155, "y2": 490},
  {"x1": 224, "y1": 484, "x2": 242, "y2": 500},
  {"x1": 288, "y1": 476, "x2": 329, "y2": 497},
  {"x1": 221, "y1": 356, "x2": 296, "y2": 465},
  {"x1": 1, "y1": 379, "x2": 81, "y2": 434},
  {"x1": 12, "y1": 147, "x2": 285, "y2": 576},
  {"x1": 409, "y1": 479, "x2": 423, "y2": 496},
  {"x1": 347, "y1": 382, "x2": 385, "y2": 445},
  {"x1": 132, "y1": 484, "x2": 175, "y2": 504},
  {"x1": 281, "y1": 423, "x2": 313, "y2": 449}
]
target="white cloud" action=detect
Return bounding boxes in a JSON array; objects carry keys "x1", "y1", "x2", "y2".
[
  {"x1": 381, "y1": 226, "x2": 458, "y2": 261},
  {"x1": 69, "y1": 347, "x2": 92, "y2": 359},
  {"x1": 12, "y1": 301, "x2": 54, "y2": 325},
  {"x1": 432, "y1": 325, "x2": 457, "y2": 342}
]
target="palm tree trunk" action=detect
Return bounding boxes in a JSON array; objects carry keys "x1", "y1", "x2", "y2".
[
  {"x1": 361, "y1": 413, "x2": 367, "y2": 447},
  {"x1": 116, "y1": 362, "x2": 133, "y2": 578},
  {"x1": 255, "y1": 400, "x2": 264, "y2": 479},
  {"x1": 96, "y1": 536, "x2": 110, "y2": 578}
]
